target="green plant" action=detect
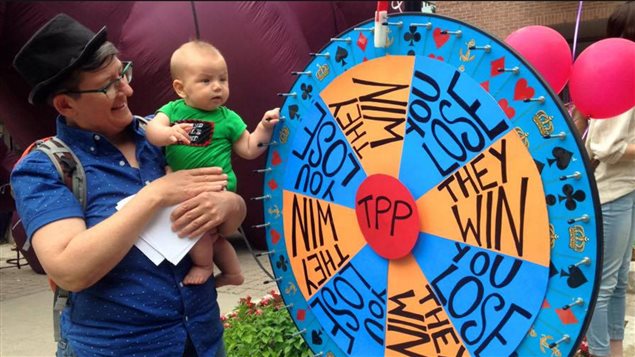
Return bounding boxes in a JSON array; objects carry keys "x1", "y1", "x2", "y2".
[{"x1": 223, "y1": 290, "x2": 313, "y2": 357}]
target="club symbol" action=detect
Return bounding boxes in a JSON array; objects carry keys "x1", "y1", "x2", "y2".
[
  {"x1": 276, "y1": 255, "x2": 288, "y2": 272},
  {"x1": 403, "y1": 25, "x2": 421, "y2": 46},
  {"x1": 558, "y1": 184, "x2": 586, "y2": 210},
  {"x1": 301, "y1": 83, "x2": 313, "y2": 100},
  {"x1": 546, "y1": 194, "x2": 556, "y2": 206}
]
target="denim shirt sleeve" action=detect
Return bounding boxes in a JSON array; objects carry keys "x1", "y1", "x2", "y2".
[{"x1": 10, "y1": 150, "x2": 84, "y2": 240}]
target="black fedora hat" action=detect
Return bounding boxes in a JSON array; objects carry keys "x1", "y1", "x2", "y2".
[{"x1": 13, "y1": 13, "x2": 107, "y2": 105}]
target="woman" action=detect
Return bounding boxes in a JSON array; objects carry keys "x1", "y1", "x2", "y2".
[{"x1": 11, "y1": 13, "x2": 244, "y2": 356}]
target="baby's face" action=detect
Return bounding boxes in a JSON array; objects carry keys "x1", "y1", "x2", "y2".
[{"x1": 180, "y1": 53, "x2": 229, "y2": 111}]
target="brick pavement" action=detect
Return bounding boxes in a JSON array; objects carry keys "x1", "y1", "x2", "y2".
[
  {"x1": 2, "y1": 240, "x2": 634, "y2": 356},
  {"x1": 0, "y1": 237, "x2": 280, "y2": 356},
  {"x1": 0, "y1": 243, "x2": 49, "y2": 301}
]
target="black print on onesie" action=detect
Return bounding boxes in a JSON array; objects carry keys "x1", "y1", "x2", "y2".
[{"x1": 174, "y1": 119, "x2": 213, "y2": 146}]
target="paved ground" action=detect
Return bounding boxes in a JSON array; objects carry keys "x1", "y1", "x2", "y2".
[
  {"x1": 0, "y1": 237, "x2": 277, "y2": 356},
  {"x1": 1, "y1": 240, "x2": 634, "y2": 356}
]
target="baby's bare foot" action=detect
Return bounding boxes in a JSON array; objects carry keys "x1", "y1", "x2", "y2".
[
  {"x1": 183, "y1": 265, "x2": 214, "y2": 285},
  {"x1": 215, "y1": 273, "x2": 244, "y2": 288}
]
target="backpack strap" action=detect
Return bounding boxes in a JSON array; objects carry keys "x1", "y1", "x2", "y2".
[
  {"x1": 134, "y1": 114, "x2": 150, "y2": 130},
  {"x1": 19, "y1": 137, "x2": 86, "y2": 251}
]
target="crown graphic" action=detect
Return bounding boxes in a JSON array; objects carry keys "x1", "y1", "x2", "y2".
[
  {"x1": 568, "y1": 225, "x2": 589, "y2": 253},
  {"x1": 315, "y1": 63, "x2": 330, "y2": 81},
  {"x1": 533, "y1": 110, "x2": 554, "y2": 137}
]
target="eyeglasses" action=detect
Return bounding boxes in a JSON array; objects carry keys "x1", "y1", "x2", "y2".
[{"x1": 63, "y1": 61, "x2": 133, "y2": 100}]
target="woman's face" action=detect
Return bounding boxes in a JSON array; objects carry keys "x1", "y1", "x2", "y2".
[{"x1": 63, "y1": 57, "x2": 134, "y2": 138}]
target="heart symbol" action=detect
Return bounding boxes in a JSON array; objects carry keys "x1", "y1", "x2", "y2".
[
  {"x1": 271, "y1": 151, "x2": 282, "y2": 166},
  {"x1": 542, "y1": 299, "x2": 551, "y2": 309},
  {"x1": 433, "y1": 28, "x2": 449, "y2": 48},
  {"x1": 270, "y1": 229, "x2": 280, "y2": 244},
  {"x1": 480, "y1": 80, "x2": 490, "y2": 92},
  {"x1": 513, "y1": 79, "x2": 535, "y2": 101},
  {"x1": 498, "y1": 99, "x2": 515, "y2": 119},
  {"x1": 296, "y1": 309, "x2": 306, "y2": 321},
  {"x1": 268, "y1": 179, "x2": 278, "y2": 190},
  {"x1": 427, "y1": 54, "x2": 444, "y2": 61}
]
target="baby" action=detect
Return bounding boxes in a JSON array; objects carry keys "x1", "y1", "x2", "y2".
[{"x1": 147, "y1": 40, "x2": 279, "y2": 286}]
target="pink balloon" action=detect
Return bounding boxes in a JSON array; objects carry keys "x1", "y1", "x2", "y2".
[
  {"x1": 570, "y1": 38, "x2": 635, "y2": 119},
  {"x1": 505, "y1": 25, "x2": 572, "y2": 94}
]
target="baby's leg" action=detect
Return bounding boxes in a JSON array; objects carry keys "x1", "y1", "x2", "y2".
[
  {"x1": 213, "y1": 236, "x2": 244, "y2": 287},
  {"x1": 183, "y1": 234, "x2": 215, "y2": 285}
]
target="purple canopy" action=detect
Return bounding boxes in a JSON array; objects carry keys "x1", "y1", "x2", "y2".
[{"x1": 0, "y1": 1, "x2": 376, "y2": 251}]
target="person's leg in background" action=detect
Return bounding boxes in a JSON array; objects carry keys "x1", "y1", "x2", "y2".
[
  {"x1": 587, "y1": 191, "x2": 635, "y2": 357},
  {"x1": 607, "y1": 191, "x2": 635, "y2": 356}
]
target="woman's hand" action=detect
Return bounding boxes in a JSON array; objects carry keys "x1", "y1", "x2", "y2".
[
  {"x1": 142, "y1": 167, "x2": 228, "y2": 208},
  {"x1": 171, "y1": 191, "x2": 246, "y2": 239}
]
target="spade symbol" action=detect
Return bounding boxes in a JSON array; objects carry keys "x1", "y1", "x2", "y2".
[
  {"x1": 311, "y1": 330, "x2": 323, "y2": 345},
  {"x1": 560, "y1": 265, "x2": 588, "y2": 288},
  {"x1": 547, "y1": 147, "x2": 573, "y2": 170},
  {"x1": 335, "y1": 46, "x2": 349, "y2": 66},
  {"x1": 288, "y1": 104, "x2": 299, "y2": 120}
]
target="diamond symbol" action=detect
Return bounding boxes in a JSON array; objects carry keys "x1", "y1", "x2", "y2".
[
  {"x1": 556, "y1": 308, "x2": 578, "y2": 325},
  {"x1": 357, "y1": 33, "x2": 368, "y2": 51},
  {"x1": 268, "y1": 179, "x2": 278, "y2": 190},
  {"x1": 490, "y1": 57, "x2": 505, "y2": 77}
]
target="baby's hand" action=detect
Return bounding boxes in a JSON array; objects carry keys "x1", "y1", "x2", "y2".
[
  {"x1": 169, "y1": 123, "x2": 193, "y2": 145},
  {"x1": 260, "y1": 108, "x2": 280, "y2": 129}
]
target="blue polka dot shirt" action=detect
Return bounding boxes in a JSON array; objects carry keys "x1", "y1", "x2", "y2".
[{"x1": 11, "y1": 116, "x2": 223, "y2": 356}]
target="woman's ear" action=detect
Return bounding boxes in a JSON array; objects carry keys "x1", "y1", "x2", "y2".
[
  {"x1": 52, "y1": 94, "x2": 76, "y2": 118},
  {"x1": 173, "y1": 80, "x2": 186, "y2": 99}
]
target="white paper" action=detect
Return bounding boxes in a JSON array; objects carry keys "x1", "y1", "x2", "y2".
[
  {"x1": 135, "y1": 237, "x2": 165, "y2": 265},
  {"x1": 117, "y1": 195, "x2": 202, "y2": 265}
]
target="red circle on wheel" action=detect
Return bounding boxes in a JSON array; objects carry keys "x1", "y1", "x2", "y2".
[{"x1": 355, "y1": 174, "x2": 420, "y2": 260}]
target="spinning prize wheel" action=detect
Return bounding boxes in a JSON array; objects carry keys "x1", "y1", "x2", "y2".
[{"x1": 261, "y1": 12, "x2": 602, "y2": 357}]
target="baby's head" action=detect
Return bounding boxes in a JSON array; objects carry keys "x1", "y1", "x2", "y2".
[{"x1": 170, "y1": 40, "x2": 229, "y2": 111}]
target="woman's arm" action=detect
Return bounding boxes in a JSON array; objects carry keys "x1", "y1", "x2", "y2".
[{"x1": 31, "y1": 167, "x2": 228, "y2": 291}]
